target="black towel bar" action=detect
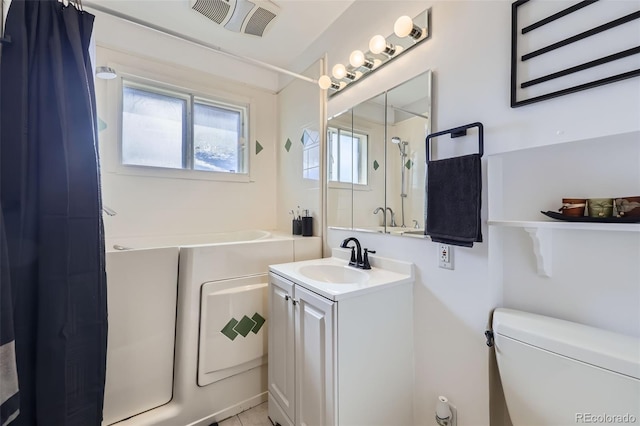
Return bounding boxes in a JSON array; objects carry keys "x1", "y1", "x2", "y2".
[{"x1": 426, "y1": 122, "x2": 484, "y2": 161}]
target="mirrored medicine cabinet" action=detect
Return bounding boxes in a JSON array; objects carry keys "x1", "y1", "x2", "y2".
[{"x1": 326, "y1": 70, "x2": 432, "y2": 237}]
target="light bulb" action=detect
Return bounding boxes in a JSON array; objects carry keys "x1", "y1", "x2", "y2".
[
  {"x1": 349, "y1": 50, "x2": 365, "y2": 68},
  {"x1": 318, "y1": 75, "x2": 332, "y2": 90},
  {"x1": 394, "y1": 15, "x2": 424, "y2": 40},
  {"x1": 369, "y1": 35, "x2": 387, "y2": 54},
  {"x1": 394, "y1": 15, "x2": 413, "y2": 38},
  {"x1": 332, "y1": 63, "x2": 347, "y2": 79}
]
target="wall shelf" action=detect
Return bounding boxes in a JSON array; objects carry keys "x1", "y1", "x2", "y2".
[
  {"x1": 488, "y1": 220, "x2": 640, "y2": 277},
  {"x1": 488, "y1": 220, "x2": 640, "y2": 232}
]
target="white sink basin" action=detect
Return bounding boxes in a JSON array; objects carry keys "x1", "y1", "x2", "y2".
[
  {"x1": 270, "y1": 251, "x2": 414, "y2": 301},
  {"x1": 298, "y1": 264, "x2": 368, "y2": 284}
]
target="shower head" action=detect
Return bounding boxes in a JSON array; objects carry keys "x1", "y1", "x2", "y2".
[{"x1": 391, "y1": 137, "x2": 408, "y2": 155}]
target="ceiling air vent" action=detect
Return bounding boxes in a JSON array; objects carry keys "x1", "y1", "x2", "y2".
[
  {"x1": 190, "y1": 0, "x2": 279, "y2": 37},
  {"x1": 244, "y1": 7, "x2": 276, "y2": 37},
  {"x1": 191, "y1": 0, "x2": 232, "y2": 25}
]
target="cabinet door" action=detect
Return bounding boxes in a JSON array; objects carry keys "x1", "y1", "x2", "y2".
[
  {"x1": 268, "y1": 273, "x2": 296, "y2": 423},
  {"x1": 295, "y1": 285, "x2": 336, "y2": 426}
]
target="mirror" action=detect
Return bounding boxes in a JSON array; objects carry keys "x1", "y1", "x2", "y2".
[
  {"x1": 385, "y1": 71, "x2": 432, "y2": 235},
  {"x1": 326, "y1": 70, "x2": 432, "y2": 236}
]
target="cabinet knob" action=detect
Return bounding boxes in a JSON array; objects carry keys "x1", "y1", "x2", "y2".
[{"x1": 285, "y1": 295, "x2": 298, "y2": 305}]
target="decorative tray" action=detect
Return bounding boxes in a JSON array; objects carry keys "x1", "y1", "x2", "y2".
[{"x1": 541, "y1": 211, "x2": 640, "y2": 223}]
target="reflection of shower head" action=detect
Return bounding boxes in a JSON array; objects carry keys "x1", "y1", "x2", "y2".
[{"x1": 391, "y1": 136, "x2": 408, "y2": 155}]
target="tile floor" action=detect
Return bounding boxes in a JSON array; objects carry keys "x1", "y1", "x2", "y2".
[{"x1": 218, "y1": 402, "x2": 273, "y2": 426}]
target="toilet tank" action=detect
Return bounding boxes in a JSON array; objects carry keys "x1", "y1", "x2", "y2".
[{"x1": 493, "y1": 308, "x2": 640, "y2": 426}]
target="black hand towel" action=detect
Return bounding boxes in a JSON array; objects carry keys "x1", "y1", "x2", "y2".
[{"x1": 426, "y1": 153, "x2": 482, "y2": 247}]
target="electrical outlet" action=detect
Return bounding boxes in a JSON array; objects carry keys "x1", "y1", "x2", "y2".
[{"x1": 438, "y1": 244, "x2": 454, "y2": 270}]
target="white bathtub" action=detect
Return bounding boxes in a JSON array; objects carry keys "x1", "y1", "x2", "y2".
[
  {"x1": 107, "y1": 229, "x2": 272, "y2": 251},
  {"x1": 104, "y1": 231, "x2": 321, "y2": 426},
  {"x1": 103, "y1": 244, "x2": 179, "y2": 426}
]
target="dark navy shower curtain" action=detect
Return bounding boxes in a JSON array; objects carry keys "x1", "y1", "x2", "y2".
[{"x1": 0, "y1": 0, "x2": 108, "y2": 425}]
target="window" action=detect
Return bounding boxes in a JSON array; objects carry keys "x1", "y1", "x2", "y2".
[
  {"x1": 327, "y1": 127, "x2": 368, "y2": 185},
  {"x1": 122, "y1": 80, "x2": 248, "y2": 174},
  {"x1": 302, "y1": 128, "x2": 320, "y2": 180}
]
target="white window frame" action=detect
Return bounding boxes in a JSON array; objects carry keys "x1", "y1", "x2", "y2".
[
  {"x1": 193, "y1": 96, "x2": 248, "y2": 174},
  {"x1": 302, "y1": 128, "x2": 320, "y2": 181},
  {"x1": 104, "y1": 63, "x2": 253, "y2": 183},
  {"x1": 327, "y1": 126, "x2": 370, "y2": 190}
]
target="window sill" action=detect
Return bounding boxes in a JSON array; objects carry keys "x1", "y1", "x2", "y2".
[
  {"x1": 328, "y1": 182, "x2": 371, "y2": 191},
  {"x1": 108, "y1": 163, "x2": 252, "y2": 183}
]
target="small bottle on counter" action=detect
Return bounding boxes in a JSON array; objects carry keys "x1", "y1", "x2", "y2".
[{"x1": 292, "y1": 218, "x2": 302, "y2": 235}]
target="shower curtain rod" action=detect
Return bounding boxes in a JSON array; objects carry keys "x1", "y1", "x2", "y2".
[{"x1": 83, "y1": 1, "x2": 318, "y2": 86}]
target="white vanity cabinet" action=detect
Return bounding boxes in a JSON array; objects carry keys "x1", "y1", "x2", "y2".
[
  {"x1": 268, "y1": 273, "x2": 335, "y2": 426},
  {"x1": 267, "y1": 256, "x2": 414, "y2": 426},
  {"x1": 267, "y1": 272, "x2": 296, "y2": 426}
]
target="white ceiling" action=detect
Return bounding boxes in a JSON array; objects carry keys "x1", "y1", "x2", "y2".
[{"x1": 86, "y1": 0, "x2": 354, "y2": 71}]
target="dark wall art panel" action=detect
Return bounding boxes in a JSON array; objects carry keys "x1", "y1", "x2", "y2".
[{"x1": 511, "y1": 0, "x2": 640, "y2": 107}]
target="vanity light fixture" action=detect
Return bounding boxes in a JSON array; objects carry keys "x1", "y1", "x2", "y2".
[{"x1": 318, "y1": 9, "x2": 430, "y2": 94}]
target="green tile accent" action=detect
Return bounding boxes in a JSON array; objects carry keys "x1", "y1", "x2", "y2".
[
  {"x1": 221, "y1": 318, "x2": 239, "y2": 341},
  {"x1": 98, "y1": 117, "x2": 107, "y2": 132},
  {"x1": 251, "y1": 313, "x2": 265, "y2": 334},
  {"x1": 284, "y1": 138, "x2": 292, "y2": 152},
  {"x1": 300, "y1": 132, "x2": 306, "y2": 145},
  {"x1": 405, "y1": 159, "x2": 413, "y2": 170},
  {"x1": 234, "y1": 315, "x2": 257, "y2": 337},
  {"x1": 256, "y1": 141, "x2": 263, "y2": 155},
  {"x1": 221, "y1": 312, "x2": 267, "y2": 341},
  {"x1": 373, "y1": 160, "x2": 380, "y2": 171}
]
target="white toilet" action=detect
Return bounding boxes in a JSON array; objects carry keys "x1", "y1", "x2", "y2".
[{"x1": 493, "y1": 308, "x2": 640, "y2": 425}]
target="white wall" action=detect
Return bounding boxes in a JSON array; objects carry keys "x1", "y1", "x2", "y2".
[
  {"x1": 95, "y1": 45, "x2": 279, "y2": 239},
  {"x1": 306, "y1": 1, "x2": 640, "y2": 425},
  {"x1": 276, "y1": 60, "x2": 323, "y2": 237}
]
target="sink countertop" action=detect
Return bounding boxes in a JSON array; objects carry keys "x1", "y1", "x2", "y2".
[{"x1": 269, "y1": 249, "x2": 414, "y2": 301}]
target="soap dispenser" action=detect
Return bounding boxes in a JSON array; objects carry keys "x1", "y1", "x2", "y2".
[{"x1": 301, "y1": 210, "x2": 313, "y2": 236}]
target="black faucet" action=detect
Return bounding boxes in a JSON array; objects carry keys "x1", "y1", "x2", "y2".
[
  {"x1": 340, "y1": 237, "x2": 362, "y2": 267},
  {"x1": 339, "y1": 238, "x2": 376, "y2": 269}
]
